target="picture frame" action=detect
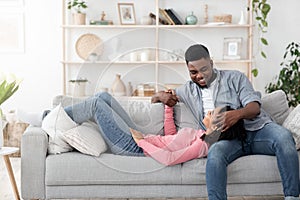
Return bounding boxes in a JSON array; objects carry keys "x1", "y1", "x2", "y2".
[
  {"x1": 118, "y1": 3, "x2": 136, "y2": 25},
  {"x1": 223, "y1": 37, "x2": 242, "y2": 60},
  {"x1": 0, "y1": 12, "x2": 24, "y2": 53}
]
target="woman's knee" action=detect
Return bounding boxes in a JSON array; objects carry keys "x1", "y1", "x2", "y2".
[{"x1": 95, "y1": 91, "x2": 112, "y2": 101}]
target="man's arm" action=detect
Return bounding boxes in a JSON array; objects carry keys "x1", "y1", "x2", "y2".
[{"x1": 151, "y1": 90, "x2": 179, "y2": 107}]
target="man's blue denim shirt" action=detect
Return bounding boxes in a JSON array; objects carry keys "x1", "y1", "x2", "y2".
[{"x1": 175, "y1": 69, "x2": 272, "y2": 131}]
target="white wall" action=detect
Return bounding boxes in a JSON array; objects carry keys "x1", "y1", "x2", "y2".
[
  {"x1": 0, "y1": 0, "x2": 62, "y2": 113},
  {"x1": 0, "y1": 0, "x2": 299, "y2": 114},
  {"x1": 252, "y1": 0, "x2": 300, "y2": 92}
]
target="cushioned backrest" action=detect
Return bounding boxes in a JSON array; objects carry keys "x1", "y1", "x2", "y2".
[
  {"x1": 261, "y1": 90, "x2": 290, "y2": 125},
  {"x1": 52, "y1": 95, "x2": 165, "y2": 135}
]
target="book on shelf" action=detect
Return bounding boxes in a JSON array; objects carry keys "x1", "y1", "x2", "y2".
[
  {"x1": 149, "y1": 13, "x2": 169, "y2": 25},
  {"x1": 165, "y1": 9, "x2": 183, "y2": 25},
  {"x1": 159, "y1": 8, "x2": 175, "y2": 25}
]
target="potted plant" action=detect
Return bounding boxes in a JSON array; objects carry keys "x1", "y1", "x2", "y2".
[
  {"x1": 251, "y1": 0, "x2": 271, "y2": 77},
  {"x1": 68, "y1": 78, "x2": 88, "y2": 97},
  {"x1": 0, "y1": 71, "x2": 21, "y2": 148},
  {"x1": 68, "y1": 0, "x2": 88, "y2": 25},
  {"x1": 265, "y1": 42, "x2": 300, "y2": 107}
]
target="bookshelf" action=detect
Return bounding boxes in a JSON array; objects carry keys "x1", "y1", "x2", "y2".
[{"x1": 62, "y1": 0, "x2": 253, "y2": 96}]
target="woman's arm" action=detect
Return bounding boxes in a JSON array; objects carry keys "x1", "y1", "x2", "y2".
[{"x1": 164, "y1": 105, "x2": 177, "y2": 135}]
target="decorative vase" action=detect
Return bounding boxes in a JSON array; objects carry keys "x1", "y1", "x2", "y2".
[
  {"x1": 238, "y1": 10, "x2": 247, "y2": 25},
  {"x1": 185, "y1": 12, "x2": 198, "y2": 25},
  {"x1": 111, "y1": 74, "x2": 126, "y2": 96},
  {"x1": 72, "y1": 13, "x2": 86, "y2": 25},
  {"x1": 127, "y1": 82, "x2": 133, "y2": 96},
  {"x1": 140, "y1": 16, "x2": 153, "y2": 25}
]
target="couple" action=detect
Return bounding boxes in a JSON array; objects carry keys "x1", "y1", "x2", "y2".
[{"x1": 21, "y1": 44, "x2": 299, "y2": 200}]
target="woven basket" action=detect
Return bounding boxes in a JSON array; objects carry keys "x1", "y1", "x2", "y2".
[
  {"x1": 75, "y1": 33, "x2": 103, "y2": 60},
  {"x1": 3, "y1": 122, "x2": 29, "y2": 157}
]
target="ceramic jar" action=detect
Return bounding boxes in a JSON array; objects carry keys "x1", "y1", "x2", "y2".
[
  {"x1": 185, "y1": 12, "x2": 198, "y2": 25},
  {"x1": 72, "y1": 13, "x2": 86, "y2": 25},
  {"x1": 111, "y1": 74, "x2": 126, "y2": 96},
  {"x1": 69, "y1": 81, "x2": 87, "y2": 97}
]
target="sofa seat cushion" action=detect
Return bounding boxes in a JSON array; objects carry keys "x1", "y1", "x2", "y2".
[
  {"x1": 46, "y1": 152, "x2": 181, "y2": 186},
  {"x1": 181, "y1": 151, "x2": 300, "y2": 184}
]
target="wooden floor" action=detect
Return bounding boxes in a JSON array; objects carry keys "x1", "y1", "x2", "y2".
[{"x1": 0, "y1": 157, "x2": 284, "y2": 200}]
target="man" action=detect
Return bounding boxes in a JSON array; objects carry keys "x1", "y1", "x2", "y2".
[{"x1": 151, "y1": 44, "x2": 299, "y2": 200}]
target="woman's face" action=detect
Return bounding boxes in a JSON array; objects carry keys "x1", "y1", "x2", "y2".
[{"x1": 187, "y1": 58, "x2": 215, "y2": 87}]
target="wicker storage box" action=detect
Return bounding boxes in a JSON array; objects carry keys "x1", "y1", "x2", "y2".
[
  {"x1": 3, "y1": 122, "x2": 29, "y2": 157},
  {"x1": 214, "y1": 14, "x2": 232, "y2": 23}
]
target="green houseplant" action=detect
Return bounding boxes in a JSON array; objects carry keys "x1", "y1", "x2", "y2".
[
  {"x1": 0, "y1": 72, "x2": 21, "y2": 117},
  {"x1": 265, "y1": 42, "x2": 300, "y2": 107},
  {"x1": 251, "y1": 0, "x2": 271, "y2": 77},
  {"x1": 0, "y1": 72, "x2": 21, "y2": 148},
  {"x1": 67, "y1": 0, "x2": 88, "y2": 25}
]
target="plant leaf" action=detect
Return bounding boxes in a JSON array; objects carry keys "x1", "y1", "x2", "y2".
[
  {"x1": 261, "y1": 51, "x2": 267, "y2": 58},
  {"x1": 252, "y1": 68, "x2": 258, "y2": 77},
  {"x1": 261, "y1": 37, "x2": 268, "y2": 45}
]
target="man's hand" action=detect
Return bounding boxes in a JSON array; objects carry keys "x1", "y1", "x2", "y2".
[
  {"x1": 214, "y1": 109, "x2": 240, "y2": 132},
  {"x1": 151, "y1": 90, "x2": 179, "y2": 107},
  {"x1": 212, "y1": 102, "x2": 260, "y2": 132}
]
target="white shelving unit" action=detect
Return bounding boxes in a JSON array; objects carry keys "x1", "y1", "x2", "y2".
[{"x1": 61, "y1": 0, "x2": 253, "y2": 96}]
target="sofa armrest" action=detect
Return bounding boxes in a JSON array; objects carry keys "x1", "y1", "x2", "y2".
[{"x1": 21, "y1": 126, "x2": 48, "y2": 200}]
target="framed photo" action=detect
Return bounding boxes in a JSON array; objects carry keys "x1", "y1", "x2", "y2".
[
  {"x1": 0, "y1": 12, "x2": 24, "y2": 53},
  {"x1": 223, "y1": 37, "x2": 242, "y2": 60},
  {"x1": 118, "y1": 3, "x2": 136, "y2": 25}
]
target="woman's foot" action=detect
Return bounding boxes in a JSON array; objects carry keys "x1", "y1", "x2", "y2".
[{"x1": 129, "y1": 128, "x2": 144, "y2": 143}]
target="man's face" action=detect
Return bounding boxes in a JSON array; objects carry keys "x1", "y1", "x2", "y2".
[{"x1": 187, "y1": 58, "x2": 214, "y2": 87}]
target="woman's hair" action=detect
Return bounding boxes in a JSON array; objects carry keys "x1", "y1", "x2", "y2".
[{"x1": 185, "y1": 44, "x2": 210, "y2": 65}]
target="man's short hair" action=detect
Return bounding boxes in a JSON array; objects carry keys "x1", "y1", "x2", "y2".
[{"x1": 185, "y1": 44, "x2": 210, "y2": 65}]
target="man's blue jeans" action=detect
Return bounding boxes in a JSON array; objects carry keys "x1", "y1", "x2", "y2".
[
  {"x1": 206, "y1": 122, "x2": 299, "y2": 200},
  {"x1": 64, "y1": 92, "x2": 144, "y2": 156}
]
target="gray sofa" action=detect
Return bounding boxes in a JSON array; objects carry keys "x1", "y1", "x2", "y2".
[{"x1": 21, "y1": 90, "x2": 300, "y2": 200}]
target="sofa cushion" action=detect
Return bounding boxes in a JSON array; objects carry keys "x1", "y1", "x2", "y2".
[
  {"x1": 181, "y1": 153, "x2": 294, "y2": 184},
  {"x1": 46, "y1": 152, "x2": 181, "y2": 186},
  {"x1": 261, "y1": 90, "x2": 290, "y2": 125},
  {"x1": 63, "y1": 122, "x2": 107, "y2": 156},
  {"x1": 283, "y1": 104, "x2": 300, "y2": 150},
  {"x1": 42, "y1": 104, "x2": 77, "y2": 154},
  {"x1": 117, "y1": 97, "x2": 164, "y2": 135},
  {"x1": 174, "y1": 102, "x2": 199, "y2": 130}
]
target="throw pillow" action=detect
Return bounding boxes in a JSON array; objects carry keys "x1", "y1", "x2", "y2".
[
  {"x1": 282, "y1": 105, "x2": 300, "y2": 150},
  {"x1": 261, "y1": 90, "x2": 290, "y2": 125},
  {"x1": 117, "y1": 97, "x2": 164, "y2": 135},
  {"x1": 41, "y1": 104, "x2": 77, "y2": 154},
  {"x1": 174, "y1": 102, "x2": 199, "y2": 130},
  {"x1": 63, "y1": 121, "x2": 107, "y2": 156}
]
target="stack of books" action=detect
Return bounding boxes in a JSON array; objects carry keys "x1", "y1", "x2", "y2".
[
  {"x1": 149, "y1": 8, "x2": 184, "y2": 25},
  {"x1": 159, "y1": 8, "x2": 183, "y2": 25}
]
